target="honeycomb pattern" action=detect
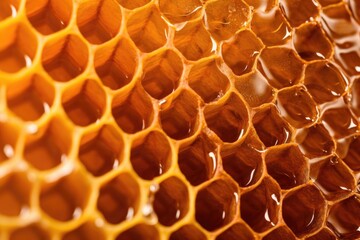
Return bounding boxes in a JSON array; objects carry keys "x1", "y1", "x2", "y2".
[{"x1": 0, "y1": 0, "x2": 360, "y2": 239}]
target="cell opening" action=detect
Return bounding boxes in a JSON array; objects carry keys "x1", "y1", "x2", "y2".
[
  {"x1": 116, "y1": 224, "x2": 160, "y2": 240},
  {"x1": 0, "y1": 121, "x2": 19, "y2": 162},
  {"x1": 169, "y1": 225, "x2": 206, "y2": 240},
  {"x1": 0, "y1": 0, "x2": 20, "y2": 21},
  {"x1": 62, "y1": 221, "x2": 105, "y2": 240},
  {"x1": 216, "y1": 222, "x2": 256, "y2": 240},
  {"x1": 10, "y1": 224, "x2": 50, "y2": 240}
]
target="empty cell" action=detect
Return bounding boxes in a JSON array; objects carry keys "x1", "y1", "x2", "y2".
[
  {"x1": 10, "y1": 224, "x2": 50, "y2": 240},
  {"x1": 0, "y1": 0, "x2": 19, "y2": 21},
  {"x1": 159, "y1": 0, "x2": 202, "y2": 23},
  {"x1": 97, "y1": 173, "x2": 140, "y2": 224},
  {"x1": 343, "y1": 135, "x2": 360, "y2": 171},
  {"x1": 24, "y1": 117, "x2": 72, "y2": 171},
  {"x1": 240, "y1": 177, "x2": 281, "y2": 233},
  {"x1": 39, "y1": 171, "x2": 91, "y2": 222},
  {"x1": 160, "y1": 90, "x2": 199, "y2": 140},
  {"x1": 349, "y1": 0, "x2": 360, "y2": 22},
  {"x1": 116, "y1": 224, "x2": 159, "y2": 240},
  {"x1": 277, "y1": 86, "x2": 318, "y2": 128},
  {"x1": 117, "y1": 0, "x2": 151, "y2": 9},
  {"x1": 7, "y1": 74, "x2": 54, "y2": 121},
  {"x1": 204, "y1": 0, "x2": 251, "y2": 41},
  {"x1": 130, "y1": 131, "x2": 171, "y2": 180},
  {"x1": 26, "y1": 0, "x2": 72, "y2": 35},
  {"x1": 257, "y1": 47, "x2": 304, "y2": 89},
  {"x1": 282, "y1": 185, "x2": 326, "y2": 237},
  {"x1": 305, "y1": 228, "x2": 337, "y2": 240},
  {"x1": 252, "y1": 104, "x2": 292, "y2": 147},
  {"x1": 304, "y1": 61, "x2": 347, "y2": 104},
  {"x1": 216, "y1": 222, "x2": 256, "y2": 240},
  {"x1": 141, "y1": 49, "x2": 183, "y2": 99},
  {"x1": 153, "y1": 177, "x2": 189, "y2": 226},
  {"x1": 349, "y1": 77, "x2": 360, "y2": 117},
  {"x1": 62, "y1": 79, "x2": 106, "y2": 127},
  {"x1": 311, "y1": 155, "x2": 355, "y2": 201},
  {"x1": 127, "y1": 5, "x2": 167, "y2": 52},
  {"x1": 262, "y1": 226, "x2": 296, "y2": 240},
  {"x1": 95, "y1": 38, "x2": 138, "y2": 90},
  {"x1": 0, "y1": 121, "x2": 19, "y2": 162},
  {"x1": 265, "y1": 144, "x2": 309, "y2": 189},
  {"x1": 169, "y1": 225, "x2": 206, "y2": 240},
  {"x1": 77, "y1": 0, "x2": 121, "y2": 45},
  {"x1": 279, "y1": 0, "x2": 319, "y2": 27},
  {"x1": 178, "y1": 134, "x2": 217, "y2": 186},
  {"x1": 243, "y1": 0, "x2": 276, "y2": 11},
  {"x1": 79, "y1": 125, "x2": 124, "y2": 177},
  {"x1": 173, "y1": 20, "x2": 213, "y2": 61},
  {"x1": 188, "y1": 58, "x2": 230, "y2": 103},
  {"x1": 195, "y1": 178, "x2": 238, "y2": 231},
  {"x1": 62, "y1": 221, "x2": 105, "y2": 240},
  {"x1": 42, "y1": 34, "x2": 88, "y2": 82},
  {"x1": 204, "y1": 93, "x2": 249, "y2": 143}
]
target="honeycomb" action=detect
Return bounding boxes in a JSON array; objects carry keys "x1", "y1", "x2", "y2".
[{"x1": 0, "y1": 0, "x2": 360, "y2": 239}]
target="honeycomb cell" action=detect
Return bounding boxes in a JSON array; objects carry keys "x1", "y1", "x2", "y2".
[
  {"x1": 0, "y1": 0, "x2": 19, "y2": 21},
  {"x1": 153, "y1": 176, "x2": 189, "y2": 226},
  {"x1": 195, "y1": 178, "x2": 238, "y2": 231},
  {"x1": 305, "y1": 228, "x2": 337, "y2": 240},
  {"x1": 97, "y1": 173, "x2": 140, "y2": 224},
  {"x1": 240, "y1": 177, "x2": 281, "y2": 233},
  {"x1": 127, "y1": 4, "x2": 168, "y2": 53},
  {"x1": 178, "y1": 134, "x2": 217, "y2": 186},
  {"x1": 26, "y1": 0, "x2": 72, "y2": 35},
  {"x1": 39, "y1": 171, "x2": 90, "y2": 222},
  {"x1": 7, "y1": 74, "x2": 54, "y2": 121},
  {"x1": 327, "y1": 196, "x2": 360, "y2": 239},
  {"x1": 204, "y1": 0, "x2": 251, "y2": 41},
  {"x1": 173, "y1": 20, "x2": 213, "y2": 61},
  {"x1": 222, "y1": 30, "x2": 263, "y2": 76},
  {"x1": 343, "y1": 135, "x2": 360, "y2": 171},
  {"x1": 79, "y1": 125, "x2": 124, "y2": 177},
  {"x1": 0, "y1": 172, "x2": 31, "y2": 217},
  {"x1": 243, "y1": 0, "x2": 275, "y2": 11},
  {"x1": 62, "y1": 79, "x2": 106, "y2": 127},
  {"x1": 349, "y1": 0, "x2": 360, "y2": 22},
  {"x1": 311, "y1": 155, "x2": 355, "y2": 201},
  {"x1": 160, "y1": 90, "x2": 199, "y2": 140},
  {"x1": 304, "y1": 61, "x2": 347, "y2": 104},
  {"x1": 9, "y1": 224, "x2": 50, "y2": 240},
  {"x1": 262, "y1": 226, "x2": 296, "y2": 240},
  {"x1": 0, "y1": 121, "x2": 18, "y2": 162},
  {"x1": 334, "y1": 41, "x2": 360, "y2": 76},
  {"x1": 282, "y1": 185, "x2": 326, "y2": 237},
  {"x1": 0, "y1": 24, "x2": 37, "y2": 73},
  {"x1": 116, "y1": 224, "x2": 159, "y2": 240},
  {"x1": 216, "y1": 222, "x2": 256, "y2": 240},
  {"x1": 204, "y1": 92, "x2": 249, "y2": 143},
  {"x1": 349, "y1": 77, "x2": 360, "y2": 117},
  {"x1": 42, "y1": 34, "x2": 88, "y2": 82},
  {"x1": 293, "y1": 23, "x2": 332, "y2": 61},
  {"x1": 159, "y1": 0, "x2": 202, "y2": 24},
  {"x1": 279, "y1": 0, "x2": 319, "y2": 27},
  {"x1": 24, "y1": 117, "x2": 72, "y2": 171},
  {"x1": 252, "y1": 104, "x2": 292, "y2": 147},
  {"x1": 169, "y1": 225, "x2": 206, "y2": 240},
  {"x1": 257, "y1": 47, "x2": 303, "y2": 89},
  {"x1": 277, "y1": 85, "x2": 318, "y2": 128},
  {"x1": 63, "y1": 221, "x2": 105, "y2": 240},
  {"x1": 117, "y1": 0, "x2": 151, "y2": 9},
  {"x1": 188, "y1": 58, "x2": 230, "y2": 103},
  {"x1": 130, "y1": 131, "x2": 171, "y2": 180},
  {"x1": 77, "y1": 0, "x2": 121, "y2": 44},
  {"x1": 141, "y1": 49, "x2": 183, "y2": 99}
]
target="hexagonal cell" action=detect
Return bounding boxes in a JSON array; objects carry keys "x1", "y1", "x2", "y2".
[
  {"x1": 178, "y1": 134, "x2": 217, "y2": 186},
  {"x1": 7, "y1": 74, "x2": 54, "y2": 121},
  {"x1": 294, "y1": 23, "x2": 332, "y2": 61},
  {"x1": 262, "y1": 226, "x2": 296, "y2": 240},
  {"x1": 216, "y1": 222, "x2": 256, "y2": 240},
  {"x1": 9, "y1": 224, "x2": 50, "y2": 240},
  {"x1": 349, "y1": 77, "x2": 360, "y2": 117},
  {"x1": 130, "y1": 131, "x2": 171, "y2": 180},
  {"x1": 279, "y1": 0, "x2": 319, "y2": 27},
  {"x1": 251, "y1": 8, "x2": 291, "y2": 46},
  {"x1": 79, "y1": 125, "x2": 124, "y2": 177},
  {"x1": 343, "y1": 135, "x2": 360, "y2": 171},
  {"x1": 349, "y1": 0, "x2": 360, "y2": 22},
  {"x1": 204, "y1": 0, "x2": 251, "y2": 41},
  {"x1": 42, "y1": 34, "x2": 88, "y2": 82},
  {"x1": 188, "y1": 58, "x2": 230, "y2": 103},
  {"x1": 240, "y1": 177, "x2": 281, "y2": 233},
  {"x1": 282, "y1": 185, "x2": 326, "y2": 237},
  {"x1": 116, "y1": 224, "x2": 160, "y2": 240},
  {"x1": 304, "y1": 61, "x2": 347, "y2": 104},
  {"x1": 39, "y1": 171, "x2": 91, "y2": 222},
  {"x1": 94, "y1": 38, "x2": 138, "y2": 90},
  {"x1": 160, "y1": 90, "x2": 199, "y2": 140},
  {"x1": 127, "y1": 4, "x2": 167, "y2": 53},
  {"x1": 204, "y1": 92, "x2": 249, "y2": 143},
  {"x1": 257, "y1": 47, "x2": 304, "y2": 89},
  {"x1": 277, "y1": 85, "x2": 318, "y2": 128},
  {"x1": 173, "y1": 20, "x2": 213, "y2": 61},
  {"x1": 265, "y1": 144, "x2": 309, "y2": 189},
  {"x1": 141, "y1": 49, "x2": 183, "y2": 99},
  {"x1": 305, "y1": 227, "x2": 337, "y2": 240},
  {"x1": 169, "y1": 225, "x2": 206, "y2": 240},
  {"x1": 0, "y1": 0, "x2": 19, "y2": 21},
  {"x1": 62, "y1": 221, "x2": 105, "y2": 240},
  {"x1": 117, "y1": 0, "x2": 151, "y2": 9},
  {"x1": 62, "y1": 79, "x2": 106, "y2": 127},
  {"x1": 311, "y1": 155, "x2": 355, "y2": 201},
  {"x1": 77, "y1": 0, "x2": 121, "y2": 44},
  {"x1": 0, "y1": 23, "x2": 37, "y2": 73},
  {"x1": 153, "y1": 176, "x2": 189, "y2": 226},
  {"x1": 24, "y1": 117, "x2": 72, "y2": 171},
  {"x1": 334, "y1": 41, "x2": 360, "y2": 76},
  {"x1": 0, "y1": 172, "x2": 31, "y2": 217},
  {"x1": 252, "y1": 104, "x2": 292, "y2": 147},
  {"x1": 97, "y1": 173, "x2": 140, "y2": 224},
  {"x1": 26, "y1": 0, "x2": 72, "y2": 35},
  {"x1": 0, "y1": 121, "x2": 19, "y2": 162},
  {"x1": 195, "y1": 178, "x2": 238, "y2": 231},
  {"x1": 159, "y1": 0, "x2": 202, "y2": 23},
  {"x1": 243, "y1": 0, "x2": 276, "y2": 11},
  {"x1": 296, "y1": 124, "x2": 335, "y2": 159}
]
